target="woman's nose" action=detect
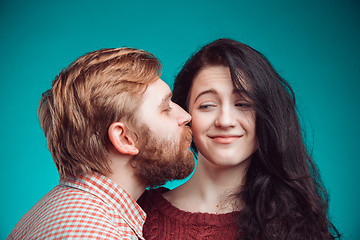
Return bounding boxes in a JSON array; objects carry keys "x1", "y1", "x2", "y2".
[{"x1": 214, "y1": 107, "x2": 236, "y2": 128}]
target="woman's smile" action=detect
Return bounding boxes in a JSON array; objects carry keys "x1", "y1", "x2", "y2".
[{"x1": 208, "y1": 134, "x2": 242, "y2": 144}]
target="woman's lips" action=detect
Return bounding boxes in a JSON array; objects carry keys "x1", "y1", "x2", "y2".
[{"x1": 209, "y1": 135, "x2": 242, "y2": 144}]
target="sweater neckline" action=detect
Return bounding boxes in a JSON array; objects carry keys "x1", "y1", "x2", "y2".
[{"x1": 147, "y1": 187, "x2": 241, "y2": 226}]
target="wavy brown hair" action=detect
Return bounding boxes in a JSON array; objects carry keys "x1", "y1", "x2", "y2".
[
  {"x1": 172, "y1": 39, "x2": 340, "y2": 240},
  {"x1": 39, "y1": 48, "x2": 161, "y2": 179}
]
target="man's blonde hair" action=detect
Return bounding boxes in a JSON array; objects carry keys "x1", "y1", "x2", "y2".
[{"x1": 38, "y1": 48, "x2": 161, "y2": 179}]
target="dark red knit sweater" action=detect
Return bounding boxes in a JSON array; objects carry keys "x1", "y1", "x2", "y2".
[{"x1": 138, "y1": 187, "x2": 241, "y2": 240}]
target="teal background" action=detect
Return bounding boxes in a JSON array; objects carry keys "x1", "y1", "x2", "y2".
[{"x1": 1, "y1": 0, "x2": 359, "y2": 238}]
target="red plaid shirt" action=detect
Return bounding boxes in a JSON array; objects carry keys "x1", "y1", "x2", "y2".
[{"x1": 8, "y1": 172, "x2": 146, "y2": 239}]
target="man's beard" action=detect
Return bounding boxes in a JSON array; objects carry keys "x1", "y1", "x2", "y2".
[{"x1": 131, "y1": 125, "x2": 195, "y2": 188}]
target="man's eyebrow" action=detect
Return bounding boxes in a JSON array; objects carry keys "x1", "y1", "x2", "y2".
[
  {"x1": 194, "y1": 89, "x2": 217, "y2": 102},
  {"x1": 159, "y1": 92, "x2": 172, "y2": 108}
]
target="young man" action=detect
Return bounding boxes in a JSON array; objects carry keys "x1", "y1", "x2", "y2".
[{"x1": 8, "y1": 48, "x2": 195, "y2": 239}]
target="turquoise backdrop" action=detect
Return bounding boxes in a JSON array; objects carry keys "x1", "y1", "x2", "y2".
[{"x1": 1, "y1": 0, "x2": 359, "y2": 238}]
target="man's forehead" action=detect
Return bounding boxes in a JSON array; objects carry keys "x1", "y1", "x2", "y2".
[{"x1": 141, "y1": 78, "x2": 172, "y2": 105}]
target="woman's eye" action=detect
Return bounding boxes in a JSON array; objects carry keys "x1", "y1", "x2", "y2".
[
  {"x1": 235, "y1": 102, "x2": 253, "y2": 111},
  {"x1": 235, "y1": 103, "x2": 244, "y2": 107},
  {"x1": 235, "y1": 102, "x2": 249, "y2": 108},
  {"x1": 199, "y1": 104, "x2": 215, "y2": 110}
]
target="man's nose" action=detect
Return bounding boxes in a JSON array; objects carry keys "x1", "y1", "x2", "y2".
[{"x1": 175, "y1": 103, "x2": 191, "y2": 126}]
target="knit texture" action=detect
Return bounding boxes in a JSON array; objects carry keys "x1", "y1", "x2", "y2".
[{"x1": 138, "y1": 187, "x2": 241, "y2": 240}]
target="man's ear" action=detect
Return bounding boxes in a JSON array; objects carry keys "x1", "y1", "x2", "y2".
[{"x1": 108, "y1": 122, "x2": 139, "y2": 155}]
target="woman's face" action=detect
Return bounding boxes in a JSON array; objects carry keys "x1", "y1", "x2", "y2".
[{"x1": 188, "y1": 65, "x2": 258, "y2": 168}]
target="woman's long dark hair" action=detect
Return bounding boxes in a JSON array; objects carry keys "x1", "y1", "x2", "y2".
[{"x1": 172, "y1": 38, "x2": 341, "y2": 240}]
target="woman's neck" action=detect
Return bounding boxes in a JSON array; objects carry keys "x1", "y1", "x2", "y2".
[{"x1": 163, "y1": 154, "x2": 249, "y2": 214}]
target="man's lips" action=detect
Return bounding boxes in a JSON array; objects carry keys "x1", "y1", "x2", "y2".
[{"x1": 208, "y1": 135, "x2": 242, "y2": 144}]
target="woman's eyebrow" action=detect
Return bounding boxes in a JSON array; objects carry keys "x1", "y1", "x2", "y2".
[{"x1": 194, "y1": 89, "x2": 217, "y2": 102}]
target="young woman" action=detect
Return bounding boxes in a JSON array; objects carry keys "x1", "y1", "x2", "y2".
[{"x1": 138, "y1": 38, "x2": 341, "y2": 240}]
